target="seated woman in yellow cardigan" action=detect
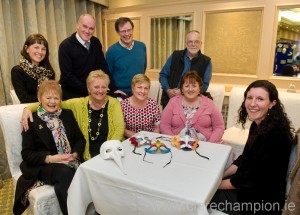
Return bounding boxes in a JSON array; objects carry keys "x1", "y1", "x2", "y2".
[{"x1": 22, "y1": 70, "x2": 125, "y2": 161}]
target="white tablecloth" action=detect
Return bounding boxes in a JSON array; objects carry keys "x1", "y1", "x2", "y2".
[{"x1": 68, "y1": 131, "x2": 232, "y2": 215}]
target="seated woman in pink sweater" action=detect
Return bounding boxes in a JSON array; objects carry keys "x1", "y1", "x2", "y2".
[{"x1": 160, "y1": 71, "x2": 224, "y2": 143}]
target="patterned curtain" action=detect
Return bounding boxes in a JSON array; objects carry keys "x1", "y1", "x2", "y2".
[
  {"x1": 150, "y1": 16, "x2": 192, "y2": 69},
  {"x1": 0, "y1": 0, "x2": 105, "y2": 106},
  {"x1": 0, "y1": 0, "x2": 105, "y2": 179}
]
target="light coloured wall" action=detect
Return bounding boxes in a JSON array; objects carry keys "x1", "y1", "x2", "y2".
[
  {"x1": 106, "y1": 18, "x2": 141, "y2": 47},
  {"x1": 104, "y1": 0, "x2": 300, "y2": 92},
  {"x1": 108, "y1": 0, "x2": 181, "y2": 9},
  {"x1": 205, "y1": 10, "x2": 262, "y2": 76}
]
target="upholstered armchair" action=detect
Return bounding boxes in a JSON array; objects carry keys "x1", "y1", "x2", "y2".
[{"x1": 0, "y1": 104, "x2": 62, "y2": 215}]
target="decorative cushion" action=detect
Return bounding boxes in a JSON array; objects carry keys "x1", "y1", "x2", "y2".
[
  {"x1": 10, "y1": 89, "x2": 20, "y2": 104},
  {"x1": 148, "y1": 80, "x2": 161, "y2": 103},
  {"x1": 222, "y1": 127, "x2": 249, "y2": 157},
  {"x1": 207, "y1": 84, "x2": 225, "y2": 112}
]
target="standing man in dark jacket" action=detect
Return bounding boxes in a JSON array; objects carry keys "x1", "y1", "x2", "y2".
[
  {"x1": 159, "y1": 30, "x2": 212, "y2": 108},
  {"x1": 58, "y1": 14, "x2": 111, "y2": 100}
]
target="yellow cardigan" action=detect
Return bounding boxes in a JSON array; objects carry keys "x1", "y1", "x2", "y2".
[{"x1": 28, "y1": 96, "x2": 125, "y2": 161}]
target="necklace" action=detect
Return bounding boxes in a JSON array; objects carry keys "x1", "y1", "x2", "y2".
[
  {"x1": 183, "y1": 97, "x2": 200, "y2": 111},
  {"x1": 88, "y1": 101, "x2": 107, "y2": 141}
]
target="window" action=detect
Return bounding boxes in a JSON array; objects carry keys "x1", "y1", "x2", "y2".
[{"x1": 150, "y1": 15, "x2": 192, "y2": 69}]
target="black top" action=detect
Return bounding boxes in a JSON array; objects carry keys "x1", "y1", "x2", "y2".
[
  {"x1": 160, "y1": 49, "x2": 211, "y2": 108},
  {"x1": 13, "y1": 109, "x2": 86, "y2": 215},
  {"x1": 11, "y1": 65, "x2": 55, "y2": 103},
  {"x1": 58, "y1": 33, "x2": 111, "y2": 99},
  {"x1": 230, "y1": 122, "x2": 291, "y2": 214},
  {"x1": 88, "y1": 101, "x2": 109, "y2": 157}
]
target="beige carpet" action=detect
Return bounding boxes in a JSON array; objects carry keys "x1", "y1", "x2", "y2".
[{"x1": 0, "y1": 178, "x2": 13, "y2": 215}]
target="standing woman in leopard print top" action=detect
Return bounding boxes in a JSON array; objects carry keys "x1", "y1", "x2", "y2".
[{"x1": 11, "y1": 34, "x2": 55, "y2": 103}]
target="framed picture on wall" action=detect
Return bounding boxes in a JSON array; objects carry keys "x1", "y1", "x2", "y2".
[{"x1": 204, "y1": 9, "x2": 263, "y2": 76}]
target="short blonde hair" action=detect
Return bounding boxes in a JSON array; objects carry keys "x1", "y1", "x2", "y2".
[
  {"x1": 37, "y1": 80, "x2": 62, "y2": 99},
  {"x1": 86, "y1": 70, "x2": 110, "y2": 89},
  {"x1": 131, "y1": 74, "x2": 151, "y2": 88}
]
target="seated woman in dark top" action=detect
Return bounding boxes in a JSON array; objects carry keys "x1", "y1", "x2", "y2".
[
  {"x1": 210, "y1": 80, "x2": 294, "y2": 215},
  {"x1": 13, "y1": 80, "x2": 85, "y2": 215},
  {"x1": 11, "y1": 34, "x2": 55, "y2": 103}
]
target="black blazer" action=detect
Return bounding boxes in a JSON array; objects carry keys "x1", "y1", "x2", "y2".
[{"x1": 13, "y1": 109, "x2": 86, "y2": 215}]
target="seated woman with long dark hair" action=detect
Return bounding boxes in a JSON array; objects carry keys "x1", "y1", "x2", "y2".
[{"x1": 210, "y1": 80, "x2": 294, "y2": 215}]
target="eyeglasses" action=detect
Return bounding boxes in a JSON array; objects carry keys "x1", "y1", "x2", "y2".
[
  {"x1": 119, "y1": 29, "x2": 133, "y2": 34},
  {"x1": 187, "y1": 40, "x2": 201, "y2": 46}
]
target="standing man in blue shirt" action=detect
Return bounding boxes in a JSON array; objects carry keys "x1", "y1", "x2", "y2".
[
  {"x1": 106, "y1": 17, "x2": 147, "y2": 99},
  {"x1": 159, "y1": 30, "x2": 212, "y2": 108}
]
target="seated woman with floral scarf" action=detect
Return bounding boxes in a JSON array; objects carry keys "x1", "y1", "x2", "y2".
[{"x1": 13, "y1": 80, "x2": 86, "y2": 215}]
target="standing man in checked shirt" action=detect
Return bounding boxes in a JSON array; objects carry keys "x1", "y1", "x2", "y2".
[{"x1": 159, "y1": 30, "x2": 212, "y2": 109}]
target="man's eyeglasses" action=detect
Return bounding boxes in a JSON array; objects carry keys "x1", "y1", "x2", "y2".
[
  {"x1": 187, "y1": 40, "x2": 200, "y2": 46},
  {"x1": 119, "y1": 29, "x2": 133, "y2": 34}
]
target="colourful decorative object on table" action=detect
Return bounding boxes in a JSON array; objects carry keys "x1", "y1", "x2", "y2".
[
  {"x1": 129, "y1": 134, "x2": 151, "y2": 155},
  {"x1": 171, "y1": 135, "x2": 198, "y2": 151},
  {"x1": 143, "y1": 140, "x2": 172, "y2": 168},
  {"x1": 171, "y1": 135, "x2": 209, "y2": 160}
]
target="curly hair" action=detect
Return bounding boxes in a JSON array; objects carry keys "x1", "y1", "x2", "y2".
[{"x1": 238, "y1": 80, "x2": 294, "y2": 142}]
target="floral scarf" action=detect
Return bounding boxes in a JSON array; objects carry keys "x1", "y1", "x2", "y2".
[
  {"x1": 37, "y1": 106, "x2": 80, "y2": 169},
  {"x1": 181, "y1": 103, "x2": 206, "y2": 141},
  {"x1": 21, "y1": 107, "x2": 80, "y2": 206},
  {"x1": 19, "y1": 58, "x2": 54, "y2": 84}
]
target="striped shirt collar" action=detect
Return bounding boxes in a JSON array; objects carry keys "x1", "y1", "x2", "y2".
[{"x1": 119, "y1": 40, "x2": 134, "y2": 50}]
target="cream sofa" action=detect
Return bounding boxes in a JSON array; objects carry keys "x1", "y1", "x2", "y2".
[{"x1": 0, "y1": 104, "x2": 62, "y2": 215}]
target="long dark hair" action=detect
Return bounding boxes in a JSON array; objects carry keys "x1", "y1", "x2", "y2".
[
  {"x1": 21, "y1": 34, "x2": 55, "y2": 76},
  {"x1": 238, "y1": 80, "x2": 294, "y2": 142}
]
